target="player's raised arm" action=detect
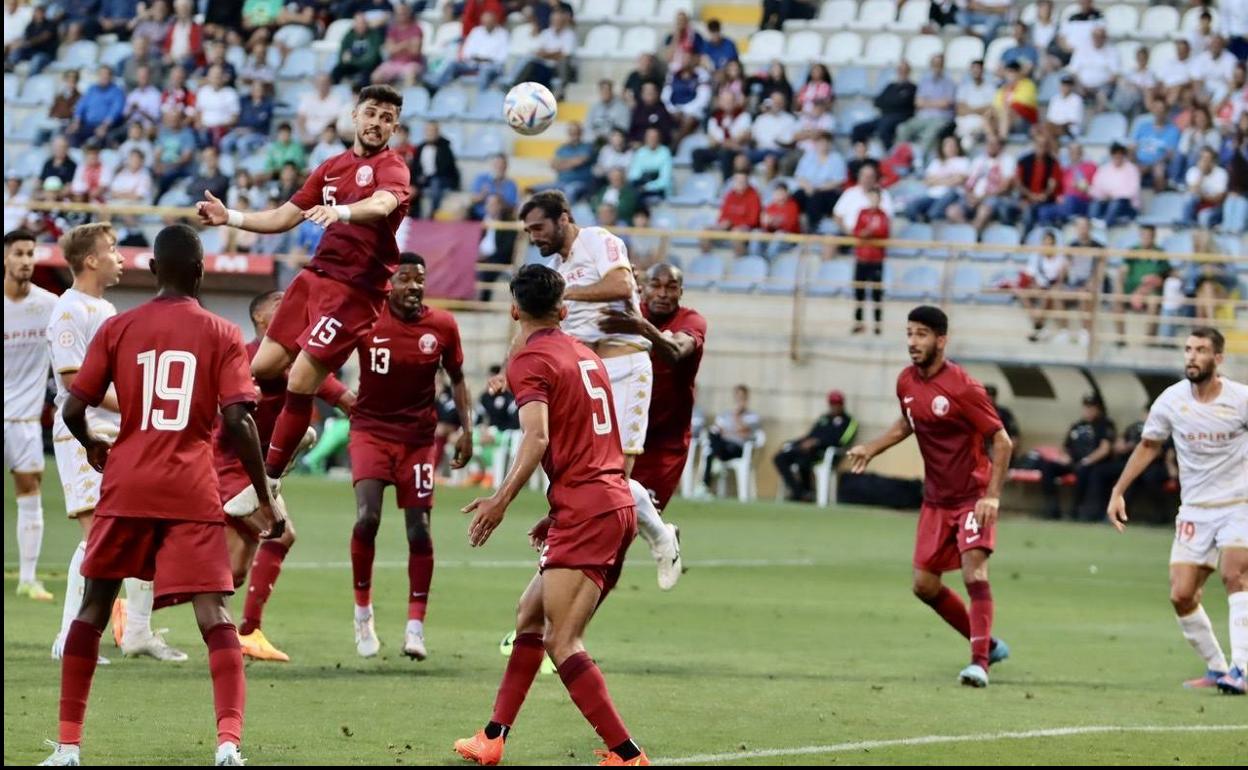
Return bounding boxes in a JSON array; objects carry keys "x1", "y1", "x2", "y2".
[
  {"x1": 222, "y1": 403, "x2": 287, "y2": 539},
  {"x1": 598, "y1": 305, "x2": 698, "y2": 364},
  {"x1": 197, "y1": 191, "x2": 305, "y2": 234},
  {"x1": 846, "y1": 415, "x2": 914, "y2": 473},
  {"x1": 301, "y1": 188, "x2": 402, "y2": 228},
  {"x1": 562, "y1": 261, "x2": 634, "y2": 303},
  {"x1": 462, "y1": 400, "x2": 550, "y2": 547},
  {"x1": 1106, "y1": 437, "x2": 1165, "y2": 532}
]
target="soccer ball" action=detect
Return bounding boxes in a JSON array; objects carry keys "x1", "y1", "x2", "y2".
[{"x1": 504, "y1": 82, "x2": 558, "y2": 136}]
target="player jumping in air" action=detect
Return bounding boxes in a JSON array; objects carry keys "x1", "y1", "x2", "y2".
[
  {"x1": 846, "y1": 305, "x2": 1014, "y2": 687},
  {"x1": 1107, "y1": 327, "x2": 1247, "y2": 695}
]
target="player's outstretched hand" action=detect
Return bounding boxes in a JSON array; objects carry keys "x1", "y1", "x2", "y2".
[
  {"x1": 196, "y1": 190, "x2": 228, "y2": 227},
  {"x1": 598, "y1": 307, "x2": 644, "y2": 335},
  {"x1": 486, "y1": 371, "x2": 508, "y2": 396},
  {"x1": 302, "y1": 205, "x2": 342, "y2": 228},
  {"x1": 84, "y1": 438, "x2": 111, "y2": 473},
  {"x1": 973, "y1": 496, "x2": 999, "y2": 530},
  {"x1": 846, "y1": 445, "x2": 873, "y2": 474},
  {"x1": 463, "y1": 495, "x2": 506, "y2": 547},
  {"x1": 1107, "y1": 493, "x2": 1129, "y2": 533},
  {"x1": 451, "y1": 431, "x2": 473, "y2": 470},
  {"x1": 254, "y1": 498, "x2": 288, "y2": 540},
  {"x1": 528, "y1": 515, "x2": 553, "y2": 552}
]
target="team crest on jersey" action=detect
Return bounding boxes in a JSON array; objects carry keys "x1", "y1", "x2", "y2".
[
  {"x1": 356, "y1": 165, "x2": 374, "y2": 187},
  {"x1": 57, "y1": 330, "x2": 75, "y2": 348},
  {"x1": 931, "y1": 395, "x2": 950, "y2": 416},
  {"x1": 419, "y1": 333, "x2": 438, "y2": 354}
]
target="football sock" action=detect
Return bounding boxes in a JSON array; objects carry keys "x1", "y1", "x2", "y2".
[
  {"x1": 265, "y1": 391, "x2": 315, "y2": 478},
  {"x1": 557, "y1": 652, "x2": 630, "y2": 748},
  {"x1": 483, "y1": 721, "x2": 510, "y2": 740},
  {"x1": 16, "y1": 493, "x2": 44, "y2": 584},
  {"x1": 58, "y1": 620, "x2": 102, "y2": 746},
  {"x1": 627, "y1": 479, "x2": 667, "y2": 550},
  {"x1": 122, "y1": 578, "x2": 153, "y2": 641},
  {"x1": 1177, "y1": 605, "x2": 1229, "y2": 673},
  {"x1": 490, "y1": 632, "x2": 544, "y2": 728},
  {"x1": 351, "y1": 521, "x2": 376, "y2": 608},
  {"x1": 407, "y1": 538, "x2": 433, "y2": 622},
  {"x1": 966, "y1": 580, "x2": 993, "y2": 669},
  {"x1": 60, "y1": 542, "x2": 87, "y2": 639},
  {"x1": 203, "y1": 623, "x2": 245, "y2": 747},
  {"x1": 920, "y1": 585, "x2": 971, "y2": 639},
  {"x1": 611, "y1": 740, "x2": 642, "y2": 761},
  {"x1": 241, "y1": 540, "x2": 289, "y2": 635},
  {"x1": 1227, "y1": 592, "x2": 1247, "y2": 673}
]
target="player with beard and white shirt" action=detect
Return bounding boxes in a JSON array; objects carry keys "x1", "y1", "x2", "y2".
[
  {"x1": 4, "y1": 229, "x2": 57, "y2": 602},
  {"x1": 47, "y1": 223, "x2": 187, "y2": 664},
  {"x1": 1108, "y1": 327, "x2": 1248, "y2": 695}
]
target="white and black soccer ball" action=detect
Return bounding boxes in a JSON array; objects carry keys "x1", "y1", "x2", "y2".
[{"x1": 504, "y1": 82, "x2": 558, "y2": 136}]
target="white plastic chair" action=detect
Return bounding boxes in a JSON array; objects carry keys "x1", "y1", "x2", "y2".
[
  {"x1": 703, "y1": 429, "x2": 767, "y2": 503},
  {"x1": 814, "y1": 449, "x2": 841, "y2": 507}
]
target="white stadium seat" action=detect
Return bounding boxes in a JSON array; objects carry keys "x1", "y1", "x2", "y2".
[
  {"x1": 861, "y1": 32, "x2": 904, "y2": 68},
  {"x1": 903, "y1": 34, "x2": 944, "y2": 69},
  {"x1": 983, "y1": 36, "x2": 1013, "y2": 72},
  {"x1": 1182, "y1": 6, "x2": 1217, "y2": 33},
  {"x1": 656, "y1": 0, "x2": 694, "y2": 22},
  {"x1": 510, "y1": 24, "x2": 539, "y2": 56},
  {"x1": 579, "y1": 24, "x2": 621, "y2": 58},
  {"x1": 783, "y1": 30, "x2": 825, "y2": 65},
  {"x1": 851, "y1": 0, "x2": 896, "y2": 32},
  {"x1": 890, "y1": 0, "x2": 929, "y2": 33},
  {"x1": 810, "y1": 0, "x2": 856, "y2": 31},
  {"x1": 823, "y1": 30, "x2": 864, "y2": 65},
  {"x1": 1139, "y1": 6, "x2": 1180, "y2": 41},
  {"x1": 578, "y1": 0, "x2": 618, "y2": 23},
  {"x1": 742, "y1": 30, "x2": 786, "y2": 66},
  {"x1": 945, "y1": 35, "x2": 985, "y2": 72},
  {"x1": 612, "y1": 0, "x2": 656, "y2": 24},
  {"x1": 615, "y1": 26, "x2": 659, "y2": 60},
  {"x1": 1103, "y1": 5, "x2": 1139, "y2": 38}
]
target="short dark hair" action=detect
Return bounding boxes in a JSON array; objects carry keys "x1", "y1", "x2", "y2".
[
  {"x1": 277, "y1": 122, "x2": 293, "y2": 133},
  {"x1": 1190, "y1": 326, "x2": 1225, "y2": 354},
  {"x1": 908, "y1": 305, "x2": 949, "y2": 336},
  {"x1": 249, "y1": 289, "x2": 281, "y2": 323},
  {"x1": 734, "y1": 384, "x2": 750, "y2": 396},
  {"x1": 1139, "y1": 223, "x2": 1156, "y2": 235},
  {"x1": 510, "y1": 264, "x2": 565, "y2": 319},
  {"x1": 707, "y1": 18, "x2": 721, "y2": 32},
  {"x1": 647, "y1": 262, "x2": 684, "y2": 285},
  {"x1": 399, "y1": 251, "x2": 426, "y2": 267},
  {"x1": 519, "y1": 190, "x2": 571, "y2": 222},
  {"x1": 152, "y1": 224, "x2": 203, "y2": 281},
  {"x1": 357, "y1": 84, "x2": 403, "y2": 110},
  {"x1": 971, "y1": 59, "x2": 984, "y2": 67},
  {"x1": 4, "y1": 229, "x2": 35, "y2": 248},
  {"x1": 489, "y1": 364, "x2": 503, "y2": 376}
]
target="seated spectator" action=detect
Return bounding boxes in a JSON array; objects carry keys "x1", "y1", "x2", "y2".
[
  {"x1": 117, "y1": 122, "x2": 154, "y2": 168},
  {"x1": 1045, "y1": 74, "x2": 1084, "y2": 140},
  {"x1": 624, "y1": 53, "x2": 665, "y2": 107},
  {"x1": 508, "y1": 8, "x2": 576, "y2": 100},
  {"x1": 1016, "y1": 129, "x2": 1063, "y2": 233},
  {"x1": 984, "y1": 385, "x2": 1022, "y2": 465},
  {"x1": 662, "y1": 61, "x2": 713, "y2": 147},
  {"x1": 264, "y1": 122, "x2": 307, "y2": 179},
  {"x1": 1067, "y1": 26, "x2": 1117, "y2": 108},
  {"x1": 906, "y1": 136, "x2": 969, "y2": 223},
  {"x1": 7, "y1": 2, "x2": 57, "y2": 75},
  {"x1": 239, "y1": 39, "x2": 277, "y2": 87},
  {"x1": 773, "y1": 390, "x2": 858, "y2": 502},
  {"x1": 470, "y1": 154, "x2": 518, "y2": 220},
  {"x1": 1131, "y1": 98, "x2": 1180, "y2": 190},
  {"x1": 1060, "y1": 216, "x2": 1105, "y2": 345},
  {"x1": 477, "y1": 194, "x2": 517, "y2": 302},
  {"x1": 955, "y1": 59, "x2": 996, "y2": 147},
  {"x1": 332, "y1": 13, "x2": 384, "y2": 90},
  {"x1": 792, "y1": 97, "x2": 836, "y2": 156},
  {"x1": 750, "y1": 91, "x2": 798, "y2": 165},
  {"x1": 296, "y1": 74, "x2": 349, "y2": 146},
  {"x1": 1088, "y1": 142, "x2": 1140, "y2": 226},
  {"x1": 195, "y1": 64, "x2": 241, "y2": 145},
  {"x1": 1158, "y1": 39, "x2": 1196, "y2": 107},
  {"x1": 153, "y1": 109, "x2": 198, "y2": 198},
  {"x1": 702, "y1": 172, "x2": 760, "y2": 256},
  {"x1": 717, "y1": 59, "x2": 749, "y2": 104},
  {"x1": 307, "y1": 124, "x2": 344, "y2": 169},
  {"x1": 761, "y1": 0, "x2": 816, "y2": 30},
  {"x1": 628, "y1": 127, "x2": 674, "y2": 201},
  {"x1": 429, "y1": 9, "x2": 505, "y2": 90},
  {"x1": 846, "y1": 139, "x2": 873, "y2": 183},
  {"x1": 795, "y1": 63, "x2": 834, "y2": 115},
  {"x1": 625, "y1": 208, "x2": 665, "y2": 268},
  {"x1": 703, "y1": 385, "x2": 762, "y2": 492},
  {"x1": 268, "y1": 161, "x2": 302, "y2": 201},
  {"x1": 1194, "y1": 35, "x2": 1238, "y2": 104},
  {"x1": 793, "y1": 131, "x2": 846, "y2": 231},
  {"x1": 595, "y1": 201, "x2": 620, "y2": 228},
  {"x1": 992, "y1": 61, "x2": 1038, "y2": 139},
  {"x1": 1054, "y1": 0, "x2": 1103, "y2": 67},
  {"x1": 698, "y1": 19, "x2": 739, "y2": 71},
  {"x1": 958, "y1": 0, "x2": 1010, "y2": 42},
  {"x1": 1223, "y1": 128, "x2": 1248, "y2": 233},
  {"x1": 897, "y1": 54, "x2": 956, "y2": 156},
  {"x1": 131, "y1": 0, "x2": 172, "y2": 52},
  {"x1": 221, "y1": 80, "x2": 275, "y2": 157},
  {"x1": 925, "y1": 0, "x2": 958, "y2": 33},
  {"x1": 664, "y1": 10, "x2": 704, "y2": 70},
  {"x1": 539, "y1": 121, "x2": 594, "y2": 203},
  {"x1": 124, "y1": 66, "x2": 163, "y2": 132},
  {"x1": 108, "y1": 149, "x2": 154, "y2": 205},
  {"x1": 1113, "y1": 224, "x2": 1168, "y2": 342},
  {"x1": 185, "y1": 146, "x2": 230, "y2": 204},
  {"x1": 851, "y1": 188, "x2": 889, "y2": 334},
  {"x1": 1039, "y1": 393, "x2": 1116, "y2": 521},
  {"x1": 192, "y1": 40, "x2": 237, "y2": 87},
  {"x1": 69, "y1": 143, "x2": 114, "y2": 204},
  {"x1": 851, "y1": 62, "x2": 917, "y2": 149},
  {"x1": 1088, "y1": 406, "x2": 1174, "y2": 517},
  {"x1": 628, "y1": 81, "x2": 674, "y2": 146},
  {"x1": 948, "y1": 135, "x2": 1017, "y2": 232},
  {"x1": 761, "y1": 182, "x2": 801, "y2": 255},
  {"x1": 1173, "y1": 105, "x2": 1221, "y2": 185},
  {"x1": 1111, "y1": 46, "x2": 1155, "y2": 118},
  {"x1": 591, "y1": 168, "x2": 640, "y2": 224},
  {"x1": 693, "y1": 90, "x2": 752, "y2": 180},
  {"x1": 747, "y1": 60, "x2": 793, "y2": 115},
  {"x1": 523, "y1": 0, "x2": 572, "y2": 33},
  {"x1": 121, "y1": 35, "x2": 165, "y2": 90},
  {"x1": 1187, "y1": 229, "x2": 1235, "y2": 321},
  {"x1": 69, "y1": 66, "x2": 126, "y2": 147},
  {"x1": 59, "y1": 0, "x2": 105, "y2": 42},
  {"x1": 227, "y1": 168, "x2": 268, "y2": 211},
  {"x1": 1047, "y1": 141, "x2": 1097, "y2": 224},
  {"x1": 49, "y1": 70, "x2": 82, "y2": 125},
  {"x1": 586, "y1": 80, "x2": 631, "y2": 146},
  {"x1": 1184, "y1": 147, "x2": 1229, "y2": 228},
  {"x1": 160, "y1": 65, "x2": 196, "y2": 119},
  {"x1": 833, "y1": 162, "x2": 893, "y2": 234},
  {"x1": 593, "y1": 128, "x2": 634, "y2": 182},
  {"x1": 1189, "y1": 10, "x2": 1215, "y2": 55},
  {"x1": 164, "y1": 0, "x2": 204, "y2": 70},
  {"x1": 1018, "y1": 228, "x2": 1068, "y2": 341},
  {"x1": 371, "y1": 1, "x2": 425, "y2": 86},
  {"x1": 999, "y1": 21, "x2": 1039, "y2": 78}
]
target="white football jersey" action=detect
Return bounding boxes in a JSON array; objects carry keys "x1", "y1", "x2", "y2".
[
  {"x1": 1143, "y1": 376, "x2": 1248, "y2": 517},
  {"x1": 47, "y1": 288, "x2": 120, "y2": 440},
  {"x1": 4, "y1": 285, "x2": 57, "y2": 420},
  {"x1": 553, "y1": 226, "x2": 650, "y2": 349}
]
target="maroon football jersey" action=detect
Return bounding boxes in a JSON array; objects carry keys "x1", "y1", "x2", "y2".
[
  {"x1": 290, "y1": 148, "x2": 412, "y2": 295},
  {"x1": 642, "y1": 305, "x2": 707, "y2": 451},
  {"x1": 352, "y1": 303, "x2": 464, "y2": 445},
  {"x1": 896, "y1": 361, "x2": 1004, "y2": 508},
  {"x1": 70, "y1": 297, "x2": 257, "y2": 522},
  {"x1": 508, "y1": 328, "x2": 634, "y2": 525}
]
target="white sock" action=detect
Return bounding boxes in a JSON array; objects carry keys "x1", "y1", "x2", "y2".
[
  {"x1": 16, "y1": 494, "x2": 44, "y2": 584},
  {"x1": 406, "y1": 618, "x2": 424, "y2": 636},
  {"x1": 122, "y1": 578, "x2": 154, "y2": 641},
  {"x1": 1229, "y1": 592, "x2": 1248, "y2": 674},
  {"x1": 1177, "y1": 605, "x2": 1230, "y2": 673},
  {"x1": 628, "y1": 478, "x2": 668, "y2": 550},
  {"x1": 60, "y1": 542, "x2": 87, "y2": 637},
  {"x1": 355, "y1": 603, "x2": 373, "y2": 622}
]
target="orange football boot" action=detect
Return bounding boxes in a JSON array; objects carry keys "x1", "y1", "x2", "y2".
[
  {"x1": 453, "y1": 730, "x2": 505, "y2": 765},
  {"x1": 110, "y1": 597, "x2": 127, "y2": 646},
  {"x1": 595, "y1": 748, "x2": 650, "y2": 766}
]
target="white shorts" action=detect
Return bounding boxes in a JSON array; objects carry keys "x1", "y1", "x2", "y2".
[
  {"x1": 4, "y1": 420, "x2": 45, "y2": 474},
  {"x1": 1169, "y1": 503, "x2": 1248, "y2": 568},
  {"x1": 604, "y1": 351, "x2": 652, "y2": 456},
  {"x1": 53, "y1": 436, "x2": 103, "y2": 518}
]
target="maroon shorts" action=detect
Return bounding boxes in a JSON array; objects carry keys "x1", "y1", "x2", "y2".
[
  {"x1": 632, "y1": 442, "x2": 690, "y2": 510},
  {"x1": 540, "y1": 507, "x2": 637, "y2": 598},
  {"x1": 266, "y1": 268, "x2": 385, "y2": 371},
  {"x1": 349, "y1": 431, "x2": 439, "y2": 509},
  {"x1": 82, "y1": 515, "x2": 233, "y2": 608},
  {"x1": 913, "y1": 501, "x2": 996, "y2": 574}
]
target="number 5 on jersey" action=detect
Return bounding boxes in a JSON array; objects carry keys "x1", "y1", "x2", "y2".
[{"x1": 578, "y1": 360, "x2": 612, "y2": 435}]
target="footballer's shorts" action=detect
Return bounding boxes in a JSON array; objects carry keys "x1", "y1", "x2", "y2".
[
  {"x1": 349, "y1": 430, "x2": 440, "y2": 509},
  {"x1": 603, "y1": 351, "x2": 651, "y2": 456},
  {"x1": 913, "y1": 500, "x2": 997, "y2": 574},
  {"x1": 266, "y1": 268, "x2": 385, "y2": 371},
  {"x1": 4, "y1": 420, "x2": 44, "y2": 474},
  {"x1": 539, "y1": 507, "x2": 637, "y2": 600},
  {"x1": 83, "y1": 515, "x2": 233, "y2": 608},
  {"x1": 1170, "y1": 502, "x2": 1248, "y2": 568},
  {"x1": 54, "y1": 434, "x2": 104, "y2": 518},
  {"x1": 631, "y1": 439, "x2": 691, "y2": 510}
]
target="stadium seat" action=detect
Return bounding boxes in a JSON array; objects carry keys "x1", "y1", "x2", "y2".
[
  {"x1": 13, "y1": 149, "x2": 47, "y2": 179},
  {"x1": 278, "y1": 48, "x2": 317, "y2": 80},
  {"x1": 979, "y1": 223, "x2": 1022, "y2": 261},
  {"x1": 467, "y1": 89, "x2": 504, "y2": 122},
  {"x1": 862, "y1": 33, "x2": 904, "y2": 67},
  {"x1": 616, "y1": 26, "x2": 659, "y2": 60},
  {"x1": 903, "y1": 35, "x2": 944, "y2": 69},
  {"x1": 889, "y1": 0, "x2": 928, "y2": 33},
  {"x1": 851, "y1": 0, "x2": 895, "y2": 31},
  {"x1": 579, "y1": 25, "x2": 621, "y2": 58},
  {"x1": 783, "y1": 30, "x2": 825, "y2": 65},
  {"x1": 835, "y1": 65, "x2": 870, "y2": 96},
  {"x1": 656, "y1": 0, "x2": 694, "y2": 22},
  {"x1": 981, "y1": 270, "x2": 1017, "y2": 305},
  {"x1": 611, "y1": 0, "x2": 656, "y2": 24},
  {"x1": 674, "y1": 209, "x2": 716, "y2": 246},
  {"x1": 1139, "y1": 6, "x2": 1180, "y2": 40},
  {"x1": 951, "y1": 263, "x2": 985, "y2": 302},
  {"x1": 823, "y1": 30, "x2": 864, "y2": 65},
  {"x1": 761, "y1": 253, "x2": 803, "y2": 295},
  {"x1": 1104, "y1": 4, "x2": 1139, "y2": 38},
  {"x1": 670, "y1": 173, "x2": 720, "y2": 206},
  {"x1": 198, "y1": 227, "x2": 225, "y2": 253},
  {"x1": 684, "y1": 253, "x2": 727, "y2": 290},
  {"x1": 810, "y1": 0, "x2": 856, "y2": 31},
  {"x1": 944, "y1": 36, "x2": 984, "y2": 72},
  {"x1": 457, "y1": 124, "x2": 508, "y2": 159},
  {"x1": 809, "y1": 258, "x2": 854, "y2": 297},
  {"x1": 835, "y1": 101, "x2": 878, "y2": 134},
  {"x1": 673, "y1": 132, "x2": 709, "y2": 167},
  {"x1": 99, "y1": 41, "x2": 132, "y2": 70},
  {"x1": 720, "y1": 255, "x2": 769, "y2": 292},
  {"x1": 401, "y1": 86, "x2": 431, "y2": 116},
  {"x1": 892, "y1": 264, "x2": 940, "y2": 301},
  {"x1": 274, "y1": 24, "x2": 316, "y2": 52},
  {"x1": 1216, "y1": 234, "x2": 1245, "y2": 257},
  {"x1": 934, "y1": 223, "x2": 979, "y2": 259},
  {"x1": 1083, "y1": 113, "x2": 1128, "y2": 146},
  {"x1": 48, "y1": 41, "x2": 98, "y2": 73},
  {"x1": 1037, "y1": 71, "x2": 1061, "y2": 104},
  {"x1": 742, "y1": 30, "x2": 785, "y2": 66},
  {"x1": 1182, "y1": 6, "x2": 1218, "y2": 32},
  {"x1": 983, "y1": 36, "x2": 1013, "y2": 73},
  {"x1": 578, "y1": 0, "x2": 619, "y2": 23},
  {"x1": 5, "y1": 117, "x2": 39, "y2": 143},
  {"x1": 13, "y1": 73, "x2": 57, "y2": 107},
  {"x1": 891, "y1": 222, "x2": 931, "y2": 259},
  {"x1": 1161, "y1": 230, "x2": 1194, "y2": 256},
  {"x1": 1140, "y1": 193, "x2": 1186, "y2": 226},
  {"x1": 510, "y1": 24, "x2": 539, "y2": 56},
  {"x1": 313, "y1": 18, "x2": 354, "y2": 54},
  {"x1": 1149, "y1": 40, "x2": 1178, "y2": 73},
  {"x1": 428, "y1": 87, "x2": 470, "y2": 120},
  {"x1": 439, "y1": 123, "x2": 465, "y2": 155}
]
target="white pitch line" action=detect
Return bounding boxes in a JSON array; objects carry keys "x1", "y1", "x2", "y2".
[
  {"x1": 656, "y1": 724, "x2": 1248, "y2": 765},
  {"x1": 275, "y1": 558, "x2": 819, "y2": 570}
]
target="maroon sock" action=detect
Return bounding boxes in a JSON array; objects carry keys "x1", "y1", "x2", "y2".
[
  {"x1": 489, "y1": 632, "x2": 545, "y2": 727},
  {"x1": 240, "y1": 540, "x2": 289, "y2": 636},
  {"x1": 407, "y1": 540, "x2": 434, "y2": 622},
  {"x1": 921, "y1": 585, "x2": 972, "y2": 639},
  {"x1": 203, "y1": 623, "x2": 246, "y2": 746},
  {"x1": 351, "y1": 522, "x2": 376, "y2": 608},
  {"x1": 556, "y1": 652, "x2": 631, "y2": 749},
  {"x1": 264, "y1": 391, "x2": 314, "y2": 477},
  {"x1": 59, "y1": 620, "x2": 103, "y2": 745},
  {"x1": 966, "y1": 580, "x2": 994, "y2": 669}
]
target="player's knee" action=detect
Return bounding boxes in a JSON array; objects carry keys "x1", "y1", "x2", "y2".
[
  {"x1": 912, "y1": 575, "x2": 941, "y2": 601},
  {"x1": 1221, "y1": 567, "x2": 1247, "y2": 595},
  {"x1": 354, "y1": 508, "x2": 381, "y2": 537},
  {"x1": 1169, "y1": 585, "x2": 1199, "y2": 614},
  {"x1": 542, "y1": 634, "x2": 582, "y2": 666}
]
